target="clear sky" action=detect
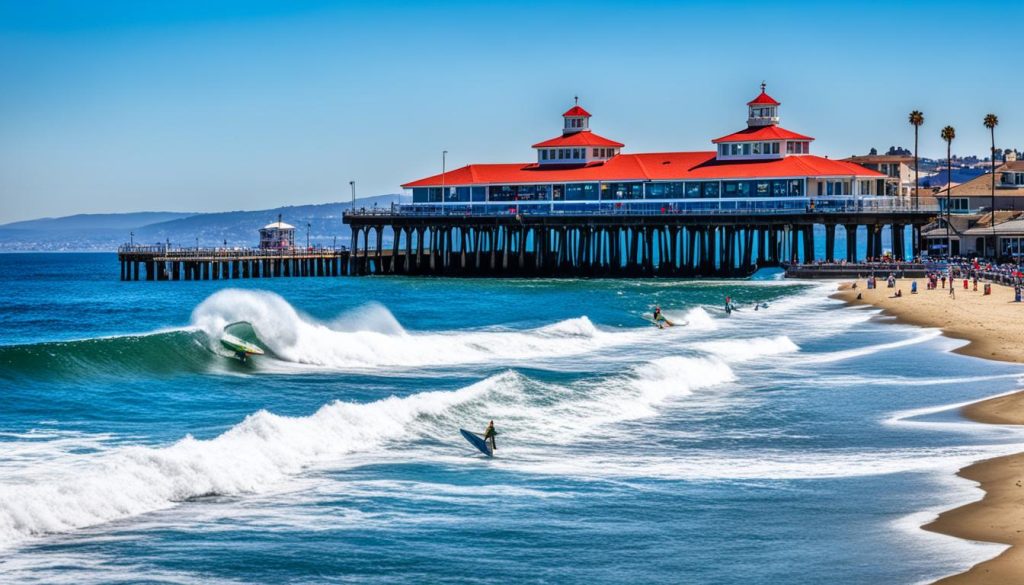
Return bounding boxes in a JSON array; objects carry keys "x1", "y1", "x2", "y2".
[{"x1": 1, "y1": 0, "x2": 1020, "y2": 223}]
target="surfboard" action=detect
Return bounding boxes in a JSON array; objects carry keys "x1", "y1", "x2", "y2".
[
  {"x1": 642, "y1": 315, "x2": 676, "y2": 329},
  {"x1": 459, "y1": 429, "x2": 493, "y2": 457},
  {"x1": 220, "y1": 333, "x2": 265, "y2": 358}
]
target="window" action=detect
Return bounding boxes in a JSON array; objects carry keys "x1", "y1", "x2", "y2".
[
  {"x1": 771, "y1": 142, "x2": 779, "y2": 154},
  {"x1": 859, "y1": 180, "x2": 872, "y2": 194},
  {"x1": 754, "y1": 181, "x2": 770, "y2": 196},
  {"x1": 788, "y1": 180, "x2": 803, "y2": 196},
  {"x1": 593, "y1": 148, "x2": 599, "y2": 157},
  {"x1": 742, "y1": 144, "x2": 751, "y2": 155},
  {"x1": 646, "y1": 182, "x2": 685, "y2": 199},
  {"x1": 703, "y1": 182, "x2": 720, "y2": 198},
  {"x1": 565, "y1": 183, "x2": 599, "y2": 201},
  {"x1": 541, "y1": 150, "x2": 548, "y2": 161},
  {"x1": 753, "y1": 143, "x2": 763, "y2": 155}
]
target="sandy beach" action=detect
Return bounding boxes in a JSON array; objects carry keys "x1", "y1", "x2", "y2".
[
  {"x1": 835, "y1": 278, "x2": 1024, "y2": 584},
  {"x1": 834, "y1": 278, "x2": 1024, "y2": 364}
]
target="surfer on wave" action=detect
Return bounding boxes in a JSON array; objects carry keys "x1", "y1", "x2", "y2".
[{"x1": 484, "y1": 420, "x2": 497, "y2": 451}]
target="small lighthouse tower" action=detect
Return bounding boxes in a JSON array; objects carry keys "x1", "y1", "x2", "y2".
[
  {"x1": 562, "y1": 97, "x2": 591, "y2": 134},
  {"x1": 747, "y1": 82, "x2": 781, "y2": 127}
]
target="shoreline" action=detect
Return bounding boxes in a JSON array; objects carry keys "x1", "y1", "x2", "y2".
[{"x1": 833, "y1": 278, "x2": 1024, "y2": 584}]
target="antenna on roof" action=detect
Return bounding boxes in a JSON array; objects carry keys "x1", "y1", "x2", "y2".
[
  {"x1": 761, "y1": 81, "x2": 766, "y2": 92},
  {"x1": 574, "y1": 95, "x2": 579, "y2": 106}
]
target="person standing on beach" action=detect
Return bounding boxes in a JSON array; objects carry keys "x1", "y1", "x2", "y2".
[{"x1": 949, "y1": 283, "x2": 956, "y2": 299}]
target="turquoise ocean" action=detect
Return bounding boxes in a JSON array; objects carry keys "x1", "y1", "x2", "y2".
[{"x1": 2, "y1": 253, "x2": 1023, "y2": 584}]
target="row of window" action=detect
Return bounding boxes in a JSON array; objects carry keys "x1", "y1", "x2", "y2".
[
  {"x1": 565, "y1": 118, "x2": 586, "y2": 129},
  {"x1": 750, "y1": 107, "x2": 777, "y2": 118},
  {"x1": 1002, "y1": 172, "x2": 1024, "y2": 186},
  {"x1": 786, "y1": 141, "x2": 810, "y2": 154},
  {"x1": 719, "y1": 142, "x2": 781, "y2": 157},
  {"x1": 413, "y1": 180, "x2": 808, "y2": 203},
  {"x1": 540, "y1": 147, "x2": 617, "y2": 161}
]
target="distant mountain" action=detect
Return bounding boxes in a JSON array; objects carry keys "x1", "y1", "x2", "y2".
[{"x1": 0, "y1": 195, "x2": 405, "y2": 251}]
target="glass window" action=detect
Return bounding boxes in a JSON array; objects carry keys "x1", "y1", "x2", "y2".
[
  {"x1": 771, "y1": 142, "x2": 779, "y2": 154},
  {"x1": 703, "y1": 182, "x2": 720, "y2": 198},
  {"x1": 742, "y1": 144, "x2": 751, "y2": 155},
  {"x1": 565, "y1": 183, "x2": 599, "y2": 201},
  {"x1": 541, "y1": 150, "x2": 548, "y2": 160},
  {"x1": 754, "y1": 181, "x2": 770, "y2": 197},
  {"x1": 472, "y1": 187, "x2": 486, "y2": 201},
  {"x1": 722, "y1": 181, "x2": 750, "y2": 197},
  {"x1": 685, "y1": 182, "x2": 702, "y2": 198},
  {"x1": 753, "y1": 143, "x2": 762, "y2": 155},
  {"x1": 552, "y1": 185, "x2": 564, "y2": 200},
  {"x1": 413, "y1": 188, "x2": 428, "y2": 203},
  {"x1": 771, "y1": 180, "x2": 787, "y2": 196},
  {"x1": 788, "y1": 180, "x2": 803, "y2": 196},
  {"x1": 646, "y1": 182, "x2": 685, "y2": 199}
]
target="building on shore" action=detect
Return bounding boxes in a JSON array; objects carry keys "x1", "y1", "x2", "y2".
[
  {"x1": 921, "y1": 210, "x2": 1024, "y2": 259},
  {"x1": 259, "y1": 216, "x2": 296, "y2": 251},
  {"x1": 929, "y1": 156, "x2": 1024, "y2": 214},
  {"x1": 841, "y1": 154, "x2": 917, "y2": 198},
  {"x1": 401, "y1": 84, "x2": 886, "y2": 212}
]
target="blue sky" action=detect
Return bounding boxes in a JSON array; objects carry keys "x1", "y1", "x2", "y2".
[{"x1": 1, "y1": 0, "x2": 1020, "y2": 223}]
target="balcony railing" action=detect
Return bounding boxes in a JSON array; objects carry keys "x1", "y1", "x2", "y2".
[{"x1": 345, "y1": 198, "x2": 939, "y2": 219}]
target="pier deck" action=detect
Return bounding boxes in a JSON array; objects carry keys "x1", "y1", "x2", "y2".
[{"x1": 117, "y1": 246, "x2": 351, "y2": 281}]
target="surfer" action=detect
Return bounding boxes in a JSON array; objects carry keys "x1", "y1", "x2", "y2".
[
  {"x1": 483, "y1": 420, "x2": 497, "y2": 451},
  {"x1": 653, "y1": 306, "x2": 663, "y2": 323}
]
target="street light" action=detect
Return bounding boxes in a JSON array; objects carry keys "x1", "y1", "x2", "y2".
[
  {"x1": 130, "y1": 231, "x2": 134, "y2": 246},
  {"x1": 306, "y1": 222, "x2": 311, "y2": 250},
  {"x1": 441, "y1": 150, "x2": 448, "y2": 200},
  {"x1": 349, "y1": 180, "x2": 356, "y2": 208}
]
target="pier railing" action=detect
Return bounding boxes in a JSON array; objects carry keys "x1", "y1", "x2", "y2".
[{"x1": 117, "y1": 245, "x2": 348, "y2": 259}]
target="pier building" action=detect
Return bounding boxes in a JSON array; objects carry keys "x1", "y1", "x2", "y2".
[{"x1": 344, "y1": 85, "x2": 937, "y2": 277}]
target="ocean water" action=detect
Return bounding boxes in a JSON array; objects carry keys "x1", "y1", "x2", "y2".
[{"x1": 1, "y1": 253, "x2": 1023, "y2": 584}]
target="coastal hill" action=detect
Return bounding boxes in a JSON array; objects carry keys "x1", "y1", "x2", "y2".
[{"x1": 0, "y1": 195, "x2": 404, "y2": 251}]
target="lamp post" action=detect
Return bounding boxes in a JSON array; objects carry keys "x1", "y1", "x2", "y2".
[
  {"x1": 350, "y1": 180, "x2": 356, "y2": 208},
  {"x1": 441, "y1": 150, "x2": 448, "y2": 201},
  {"x1": 306, "y1": 222, "x2": 311, "y2": 250},
  {"x1": 130, "y1": 231, "x2": 134, "y2": 246}
]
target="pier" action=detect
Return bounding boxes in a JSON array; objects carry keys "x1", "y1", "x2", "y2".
[
  {"x1": 343, "y1": 202, "x2": 937, "y2": 278},
  {"x1": 117, "y1": 246, "x2": 351, "y2": 281}
]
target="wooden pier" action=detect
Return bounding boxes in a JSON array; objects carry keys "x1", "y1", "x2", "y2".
[
  {"x1": 117, "y1": 246, "x2": 351, "y2": 281},
  {"x1": 342, "y1": 206, "x2": 937, "y2": 278}
]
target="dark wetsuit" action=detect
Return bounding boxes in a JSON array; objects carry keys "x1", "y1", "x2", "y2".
[{"x1": 484, "y1": 424, "x2": 497, "y2": 450}]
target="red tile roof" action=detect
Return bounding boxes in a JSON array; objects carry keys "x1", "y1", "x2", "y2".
[
  {"x1": 747, "y1": 91, "x2": 781, "y2": 106},
  {"x1": 562, "y1": 105, "x2": 591, "y2": 117},
  {"x1": 401, "y1": 152, "x2": 882, "y2": 188},
  {"x1": 532, "y1": 131, "x2": 625, "y2": 148},
  {"x1": 712, "y1": 125, "x2": 814, "y2": 144}
]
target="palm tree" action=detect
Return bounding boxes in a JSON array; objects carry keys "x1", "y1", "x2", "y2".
[
  {"x1": 909, "y1": 111, "x2": 924, "y2": 209},
  {"x1": 984, "y1": 113, "x2": 999, "y2": 258},
  {"x1": 941, "y1": 125, "x2": 956, "y2": 257}
]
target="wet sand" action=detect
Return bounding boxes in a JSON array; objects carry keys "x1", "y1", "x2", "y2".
[{"x1": 834, "y1": 278, "x2": 1024, "y2": 584}]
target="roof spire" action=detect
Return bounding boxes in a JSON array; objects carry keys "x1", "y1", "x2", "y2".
[
  {"x1": 761, "y1": 80, "x2": 766, "y2": 93},
  {"x1": 574, "y1": 95, "x2": 579, "y2": 106}
]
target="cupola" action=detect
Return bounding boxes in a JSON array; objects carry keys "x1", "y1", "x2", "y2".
[
  {"x1": 532, "y1": 98, "x2": 624, "y2": 165},
  {"x1": 747, "y1": 82, "x2": 781, "y2": 127}
]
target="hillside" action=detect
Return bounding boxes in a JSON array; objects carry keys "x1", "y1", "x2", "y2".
[{"x1": 0, "y1": 195, "x2": 405, "y2": 251}]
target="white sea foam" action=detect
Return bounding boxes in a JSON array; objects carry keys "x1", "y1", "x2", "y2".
[
  {"x1": 691, "y1": 335, "x2": 799, "y2": 362},
  {"x1": 190, "y1": 289, "x2": 635, "y2": 369},
  {"x1": 0, "y1": 352, "x2": 738, "y2": 549}
]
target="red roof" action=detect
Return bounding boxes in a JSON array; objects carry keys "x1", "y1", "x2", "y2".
[
  {"x1": 401, "y1": 152, "x2": 882, "y2": 188},
  {"x1": 747, "y1": 91, "x2": 781, "y2": 106},
  {"x1": 563, "y1": 105, "x2": 591, "y2": 117},
  {"x1": 532, "y1": 131, "x2": 624, "y2": 148},
  {"x1": 712, "y1": 125, "x2": 814, "y2": 144}
]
